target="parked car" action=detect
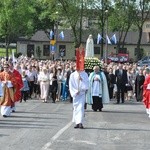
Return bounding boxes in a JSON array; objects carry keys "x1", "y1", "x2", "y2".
[{"x1": 137, "y1": 56, "x2": 150, "y2": 66}]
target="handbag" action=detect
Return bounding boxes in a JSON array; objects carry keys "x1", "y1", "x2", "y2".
[{"x1": 126, "y1": 84, "x2": 133, "y2": 91}]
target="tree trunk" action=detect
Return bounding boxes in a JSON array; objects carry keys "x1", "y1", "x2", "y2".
[
  {"x1": 5, "y1": 36, "x2": 10, "y2": 61},
  {"x1": 72, "y1": 26, "x2": 79, "y2": 48},
  {"x1": 121, "y1": 26, "x2": 130, "y2": 49},
  {"x1": 136, "y1": 27, "x2": 143, "y2": 60}
]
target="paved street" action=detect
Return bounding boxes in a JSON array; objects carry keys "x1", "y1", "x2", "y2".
[{"x1": 0, "y1": 98, "x2": 149, "y2": 150}]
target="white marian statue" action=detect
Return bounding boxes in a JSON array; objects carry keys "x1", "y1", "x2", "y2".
[{"x1": 85, "y1": 34, "x2": 94, "y2": 57}]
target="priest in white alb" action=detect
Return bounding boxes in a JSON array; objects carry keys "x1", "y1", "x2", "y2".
[{"x1": 69, "y1": 70, "x2": 89, "y2": 129}]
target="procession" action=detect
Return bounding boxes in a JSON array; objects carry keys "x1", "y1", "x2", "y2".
[
  {"x1": 0, "y1": 34, "x2": 150, "y2": 131},
  {"x1": 0, "y1": 0, "x2": 149, "y2": 149}
]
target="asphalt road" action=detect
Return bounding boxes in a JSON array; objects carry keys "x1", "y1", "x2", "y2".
[{"x1": 0, "y1": 98, "x2": 149, "y2": 150}]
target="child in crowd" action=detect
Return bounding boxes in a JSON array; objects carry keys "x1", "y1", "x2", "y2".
[{"x1": 20, "y1": 71, "x2": 29, "y2": 102}]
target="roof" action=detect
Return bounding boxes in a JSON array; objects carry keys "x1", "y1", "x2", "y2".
[{"x1": 17, "y1": 30, "x2": 150, "y2": 45}]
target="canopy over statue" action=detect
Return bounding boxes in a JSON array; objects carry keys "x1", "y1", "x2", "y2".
[{"x1": 85, "y1": 34, "x2": 94, "y2": 57}]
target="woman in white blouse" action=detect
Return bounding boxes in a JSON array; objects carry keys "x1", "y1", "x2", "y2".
[{"x1": 38, "y1": 67, "x2": 50, "y2": 103}]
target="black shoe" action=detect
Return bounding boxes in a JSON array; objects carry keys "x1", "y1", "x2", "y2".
[
  {"x1": 99, "y1": 109, "x2": 102, "y2": 112},
  {"x1": 12, "y1": 110, "x2": 15, "y2": 113},
  {"x1": 52, "y1": 101, "x2": 55, "y2": 103},
  {"x1": 79, "y1": 123, "x2": 84, "y2": 129},
  {"x1": 3, "y1": 115, "x2": 8, "y2": 118},
  {"x1": 122, "y1": 101, "x2": 124, "y2": 103},
  {"x1": 74, "y1": 124, "x2": 79, "y2": 129}
]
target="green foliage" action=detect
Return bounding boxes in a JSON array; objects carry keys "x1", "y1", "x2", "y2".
[
  {"x1": 84, "y1": 57, "x2": 102, "y2": 70},
  {"x1": 0, "y1": 48, "x2": 16, "y2": 57}
]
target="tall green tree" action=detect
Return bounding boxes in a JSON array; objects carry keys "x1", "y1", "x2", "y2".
[
  {"x1": 86, "y1": 0, "x2": 112, "y2": 58},
  {"x1": 134, "y1": 0, "x2": 150, "y2": 60},
  {"x1": 0, "y1": 0, "x2": 34, "y2": 59},
  {"x1": 109, "y1": 0, "x2": 136, "y2": 53},
  {"x1": 44, "y1": 0, "x2": 88, "y2": 47},
  {"x1": 31, "y1": 0, "x2": 55, "y2": 34}
]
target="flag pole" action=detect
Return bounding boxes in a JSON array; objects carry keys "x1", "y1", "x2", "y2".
[{"x1": 105, "y1": 10, "x2": 108, "y2": 64}]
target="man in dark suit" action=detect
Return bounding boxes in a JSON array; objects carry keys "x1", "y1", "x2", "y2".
[{"x1": 115, "y1": 63, "x2": 128, "y2": 104}]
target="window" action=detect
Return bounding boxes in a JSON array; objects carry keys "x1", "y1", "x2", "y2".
[
  {"x1": 59, "y1": 45, "x2": 66, "y2": 57},
  {"x1": 27, "y1": 44, "x2": 34, "y2": 57},
  {"x1": 94, "y1": 47, "x2": 100, "y2": 54},
  {"x1": 146, "y1": 24, "x2": 150, "y2": 28},
  {"x1": 118, "y1": 48, "x2": 127, "y2": 54},
  {"x1": 43, "y1": 45, "x2": 50, "y2": 56}
]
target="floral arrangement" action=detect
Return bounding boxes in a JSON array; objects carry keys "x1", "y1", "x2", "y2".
[{"x1": 84, "y1": 57, "x2": 103, "y2": 70}]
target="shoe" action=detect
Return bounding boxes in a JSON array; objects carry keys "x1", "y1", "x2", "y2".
[
  {"x1": 3, "y1": 115, "x2": 8, "y2": 118},
  {"x1": 79, "y1": 123, "x2": 84, "y2": 129},
  {"x1": 122, "y1": 101, "x2": 124, "y2": 103},
  {"x1": 52, "y1": 101, "x2": 55, "y2": 103},
  {"x1": 12, "y1": 110, "x2": 15, "y2": 113},
  {"x1": 74, "y1": 124, "x2": 79, "y2": 129},
  {"x1": 99, "y1": 109, "x2": 102, "y2": 112}
]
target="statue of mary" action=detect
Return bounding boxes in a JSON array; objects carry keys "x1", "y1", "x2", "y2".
[{"x1": 85, "y1": 34, "x2": 94, "y2": 57}]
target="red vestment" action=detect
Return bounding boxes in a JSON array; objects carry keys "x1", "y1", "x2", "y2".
[
  {"x1": 143, "y1": 75, "x2": 150, "y2": 109},
  {"x1": 12, "y1": 69, "x2": 23, "y2": 102}
]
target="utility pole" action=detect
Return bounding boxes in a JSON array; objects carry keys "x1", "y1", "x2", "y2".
[
  {"x1": 101, "y1": 0, "x2": 104, "y2": 59},
  {"x1": 105, "y1": 10, "x2": 108, "y2": 64},
  {"x1": 79, "y1": 0, "x2": 84, "y2": 46}
]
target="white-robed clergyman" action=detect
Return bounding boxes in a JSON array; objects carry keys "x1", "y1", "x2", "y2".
[{"x1": 69, "y1": 70, "x2": 89, "y2": 129}]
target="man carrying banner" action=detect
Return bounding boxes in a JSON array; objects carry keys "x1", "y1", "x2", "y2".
[{"x1": 69, "y1": 46, "x2": 89, "y2": 129}]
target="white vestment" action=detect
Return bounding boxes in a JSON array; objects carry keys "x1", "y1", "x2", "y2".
[
  {"x1": 1, "y1": 106, "x2": 11, "y2": 116},
  {"x1": 0, "y1": 81, "x2": 13, "y2": 116},
  {"x1": 69, "y1": 71, "x2": 89, "y2": 124}
]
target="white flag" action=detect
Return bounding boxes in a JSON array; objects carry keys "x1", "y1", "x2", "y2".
[
  {"x1": 97, "y1": 33, "x2": 102, "y2": 44},
  {"x1": 59, "y1": 31, "x2": 65, "y2": 40},
  {"x1": 106, "y1": 35, "x2": 111, "y2": 44}
]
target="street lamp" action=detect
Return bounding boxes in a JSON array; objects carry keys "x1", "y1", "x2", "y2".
[{"x1": 105, "y1": 10, "x2": 108, "y2": 64}]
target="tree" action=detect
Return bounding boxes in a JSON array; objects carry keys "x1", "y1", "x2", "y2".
[
  {"x1": 86, "y1": 0, "x2": 112, "y2": 58},
  {"x1": 31, "y1": 0, "x2": 55, "y2": 34},
  {"x1": 0, "y1": 0, "x2": 34, "y2": 59},
  {"x1": 134, "y1": 0, "x2": 150, "y2": 60},
  {"x1": 109, "y1": 0, "x2": 136, "y2": 54}
]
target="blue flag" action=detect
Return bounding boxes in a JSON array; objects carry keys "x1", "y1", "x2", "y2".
[{"x1": 111, "y1": 34, "x2": 117, "y2": 44}]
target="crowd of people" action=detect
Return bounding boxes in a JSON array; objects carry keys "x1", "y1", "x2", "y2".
[{"x1": 0, "y1": 55, "x2": 150, "y2": 128}]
